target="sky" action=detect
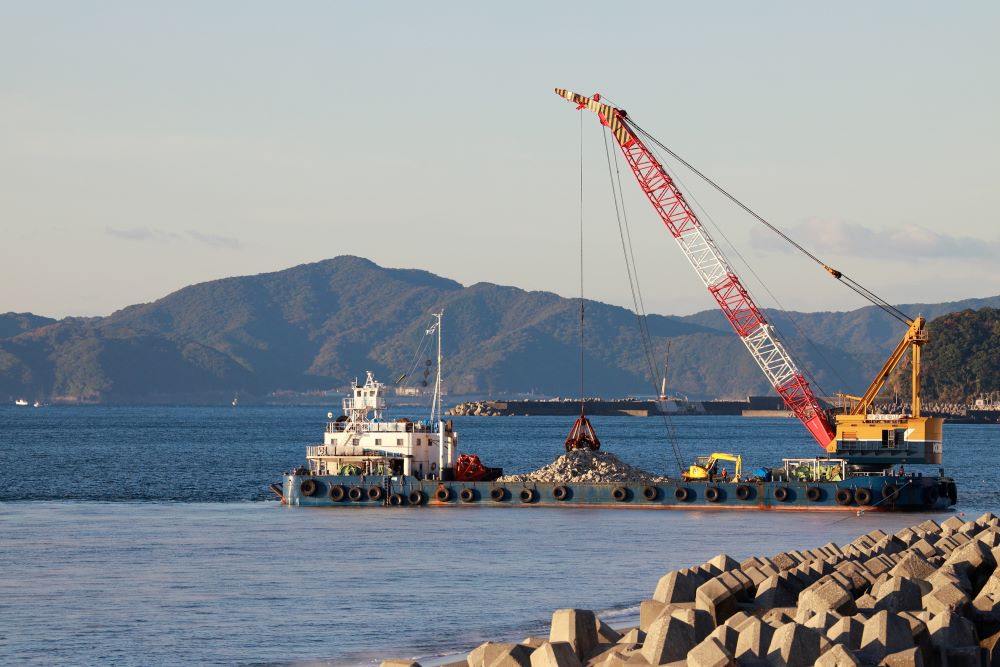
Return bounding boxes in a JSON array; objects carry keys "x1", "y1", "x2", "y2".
[{"x1": 2, "y1": 1, "x2": 998, "y2": 319}]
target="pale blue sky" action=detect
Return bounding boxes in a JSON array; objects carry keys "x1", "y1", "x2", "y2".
[{"x1": 2, "y1": 1, "x2": 998, "y2": 318}]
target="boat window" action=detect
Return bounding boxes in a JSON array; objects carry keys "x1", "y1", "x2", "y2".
[
  {"x1": 375, "y1": 438, "x2": 382, "y2": 447},
  {"x1": 416, "y1": 438, "x2": 421, "y2": 446},
  {"x1": 396, "y1": 438, "x2": 403, "y2": 446}
]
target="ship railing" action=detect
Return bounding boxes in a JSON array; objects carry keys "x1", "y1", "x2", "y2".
[{"x1": 325, "y1": 421, "x2": 435, "y2": 434}]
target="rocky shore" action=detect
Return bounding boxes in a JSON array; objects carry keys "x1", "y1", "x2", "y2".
[{"x1": 382, "y1": 514, "x2": 1000, "y2": 666}]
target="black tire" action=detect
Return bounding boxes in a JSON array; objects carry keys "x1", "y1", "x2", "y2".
[
  {"x1": 519, "y1": 488, "x2": 536, "y2": 503},
  {"x1": 774, "y1": 487, "x2": 789, "y2": 502},
  {"x1": 835, "y1": 488, "x2": 853, "y2": 506},
  {"x1": 435, "y1": 487, "x2": 452, "y2": 502},
  {"x1": 367, "y1": 486, "x2": 384, "y2": 501},
  {"x1": 300, "y1": 479, "x2": 318, "y2": 497},
  {"x1": 806, "y1": 487, "x2": 822, "y2": 502},
  {"x1": 553, "y1": 485, "x2": 569, "y2": 501},
  {"x1": 882, "y1": 483, "x2": 899, "y2": 502},
  {"x1": 642, "y1": 486, "x2": 658, "y2": 501},
  {"x1": 388, "y1": 493, "x2": 404, "y2": 506},
  {"x1": 705, "y1": 487, "x2": 720, "y2": 502},
  {"x1": 612, "y1": 487, "x2": 629, "y2": 502},
  {"x1": 924, "y1": 486, "x2": 940, "y2": 506},
  {"x1": 675, "y1": 487, "x2": 690, "y2": 502},
  {"x1": 459, "y1": 488, "x2": 476, "y2": 503},
  {"x1": 408, "y1": 490, "x2": 425, "y2": 505},
  {"x1": 855, "y1": 487, "x2": 873, "y2": 506},
  {"x1": 329, "y1": 484, "x2": 346, "y2": 502},
  {"x1": 736, "y1": 485, "x2": 752, "y2": 500},
  {"x1": 348, "y1": 486, "x2": 363, "y2": 502},
  {"x1": 490, "y1": 487, "x2": 506, "y2": 502}
]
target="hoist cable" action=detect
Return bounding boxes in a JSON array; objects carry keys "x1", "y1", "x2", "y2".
[{"x1": 602, "y1": 126, "x2": 685, "y2": 475}]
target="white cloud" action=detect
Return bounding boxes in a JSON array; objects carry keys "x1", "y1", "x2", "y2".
[{"x1": 105, "y1": 227, "x2": 240, "y2": 249}]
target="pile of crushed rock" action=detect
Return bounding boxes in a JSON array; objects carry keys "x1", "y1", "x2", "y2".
[{"x1": 497, "y1": 449, "x2": 670, "y2": 484}]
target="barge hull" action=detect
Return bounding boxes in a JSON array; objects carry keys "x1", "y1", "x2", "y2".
[{"x1": 282, "y1": 474, "x2": 955, "y2": 512}]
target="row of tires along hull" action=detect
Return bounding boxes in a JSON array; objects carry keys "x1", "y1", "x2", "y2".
[{"x1": 287, "y1": 476, "x2": 955, "y2": 511}]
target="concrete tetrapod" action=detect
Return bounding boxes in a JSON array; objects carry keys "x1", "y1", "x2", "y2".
[
  {"x1": 685, "y1": 635, "x2": 734, "y2": 667},
  {"x1": 765, "y1": 623, "x2": 832, "y2": 667},
  {"x1": 549, "y1": 609, "x2": 598, "y2": 661},
  {"x1": 640, "y1": 612, "x2": 696, "y2": 665},
  {"x1": 528, "y1": 642, "x2": 580, "y2": 667}
]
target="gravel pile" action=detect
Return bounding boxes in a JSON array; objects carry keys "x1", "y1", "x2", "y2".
[{"x1": 497, "y1": 449, "x2": 670, "y2": 484}]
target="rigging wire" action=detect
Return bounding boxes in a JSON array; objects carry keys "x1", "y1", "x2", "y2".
[
  {"x1": 601, "y1": 126, "x2": 685, "y2": 475},
  {"x1": 579, "y1": 110, "x2": 586, "y2": 411},
  {"x1": 397, "y1": 322, "x2": 435, "y2": 388},
  {"x1": 640, "y1": 139, "x2": 847, "y2": 396},
  {"x1": 622, "y1": 117, "x2": 912, "y2": 326}
]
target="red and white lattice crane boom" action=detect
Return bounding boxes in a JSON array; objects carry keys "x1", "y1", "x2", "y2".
[{"x1": 556, "y1": 88, "x2": 836, "y2": 450}]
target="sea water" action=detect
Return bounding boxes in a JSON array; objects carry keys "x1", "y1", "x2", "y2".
[{"x1": 1, "y1": 406, "x2": 997, "y2": 665}]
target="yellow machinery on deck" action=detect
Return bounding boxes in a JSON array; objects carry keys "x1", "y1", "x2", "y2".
[
  {"x1": 682, "y1": 453, "x2": 743, "y2": 481},
  {"x1": 830, "y1": 315, "x2": 943, "y2": 467}
]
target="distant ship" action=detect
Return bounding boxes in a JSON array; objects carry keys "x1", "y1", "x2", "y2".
[
  {"x1": 14, "y1": 399, "x2": 29, "y2": 407},
  {"x1": 232, "y1": 394, "x2": 238, "y2": 407}
]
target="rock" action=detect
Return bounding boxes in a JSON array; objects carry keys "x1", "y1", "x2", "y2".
[
  {"x1": 595, "y1": 618, "x2": 621, "y2": 645},
  {"x1": 652, "y1": 569, "x2": 701, "y2": 604},
  {"x1": 874, "y1": 577, "x2": 924, "y2": 614},
  {"x1": 487, "y1": 644, "x2": 534, "y2": 667},
  {"x1": 859, "y1": 610, "x2": 915, "y2": 662},
  {"x1": 638, "y1": 600, "x2": 667, "y2": 632},
  {"x1": 550, "y1": 609, "x2": 599, "y2": 661},
  {"x1": 804, "y1": 610, "x2": 842, "y2": 632},
  {"x1": 471, "y1": 643, "x2": 520, "y2": 667},
  {"x1": 981, "y1": 629, "x2": 1000, "y2": 665},
  {"x1": 695, "y1": 578, "x2": 738, "y2": 624},
  {"x1": 733, "y1": 616, "x2": 776, "y2": 664},
  {"x1": 815, "y1": 643, "x2": 860, "y2": 666},
  {"x1": 530, "y1": 642, "x2": 580, "y2": 667},
  {"x1": 618, "y1": 629, "x2": 644, "y2": 644},
  {"x1": 706, "y1": 554, "x2": 739, "y2": 575},
  {"x1": 941, "y1": 516, "x2": 966, "y2": 534},
  {"x1": 685, "y1": 636, "x2": 734, "y2": 667},
  {"x1": 766, "y1": 623, "x2": 832, "y2": 667},
  {"x1": 939, "y1": 646, "x2": 985, "y2": 666},
  {"x1": 971, "y1": 573, "x2": 1000, "y2": 623},
  {"x1": 754, "y1": 573, "x2": 801, "y2": 609},
  {"x1": 381, "y1": 661, "x2": 422, "y2": 667},
  {"x1": 761, "y1": 608, "x2": 796, "y2": 626},
  {"x1": 706, "y1": 624, "x2": 739, "y2": 654},
  {"x1": 498, "y1": 450, "x2": 669, "y2": 485},
  {"x1": 890, "y1": 552, "x2": 937, "y2": 580},
  {"x1": 923, "y1": 581, "x2": 971, "y2": 615},
  {"x1": 800, "y1": 579, "x2": 857, "y2": 616},
  {"x1": 668, "y1": 607, "x2": 715, "y2": 643},
  {"x1": 722, "y1": 611, "x2": 750, "y2": 629},
  {"x1": 878, "y1": 647, "x2": 924, "y2": 666},
  {"x1": 640, "y1": 613, "x2": 696, "y2": 665},
  {"x1": 827, "y1": 616, "x2": 865, "y2": 651},
  {"x1": 926, "y1": 612, "x2": 977, "y2": 650}
]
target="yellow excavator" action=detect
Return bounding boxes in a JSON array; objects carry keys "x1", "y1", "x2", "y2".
[{"x1": 682, "y1": 453, "x2": 742, "y2": 481}]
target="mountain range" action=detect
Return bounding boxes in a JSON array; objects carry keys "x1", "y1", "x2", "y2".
[{"x1": 2, "y1": 255, "x2": 998, "y2": 404}]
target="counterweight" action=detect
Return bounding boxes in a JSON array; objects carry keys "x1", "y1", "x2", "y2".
[{"x1": 556, "y1": 88, "x2": 836, "y2": 449}]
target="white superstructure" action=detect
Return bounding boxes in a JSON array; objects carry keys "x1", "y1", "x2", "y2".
[{"x1": 304, "y1": 312, "x2": 456, "y2": 480}]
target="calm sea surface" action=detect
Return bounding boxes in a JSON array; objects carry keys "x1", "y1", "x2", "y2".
[{"x1": 1, "y1": 406, "x2": 997, "y2": 665}]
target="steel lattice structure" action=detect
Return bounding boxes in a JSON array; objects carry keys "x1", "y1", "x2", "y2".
[{"x1": 556, "y1": 88, "x2": 836, "y2": 449}]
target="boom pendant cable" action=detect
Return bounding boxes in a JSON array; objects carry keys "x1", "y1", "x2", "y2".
[{"x1": 622, "y1": 117, "x2": 912, "y2": 325}]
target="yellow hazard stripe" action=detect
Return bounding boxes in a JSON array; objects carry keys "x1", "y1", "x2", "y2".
[{"x1": 555, "y1": 88, "x2": 634, "y2": 146}]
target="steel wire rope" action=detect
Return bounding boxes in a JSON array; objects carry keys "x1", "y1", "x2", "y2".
[
  {"x1": 639, "y1": 138, "x2": 846, "y2": 397},
  {"x1": 621, "y1": 116, "x2": 911, "y2": 326},
  {"x1": 579, "y1": 110, "x2": 586, "y2": 410},
  {"x1": 601, "y1": 126, "x2": 686, "y2": 474},
  {"x1": 397, "y1": 323, "x2": 435, "y2": 388}
]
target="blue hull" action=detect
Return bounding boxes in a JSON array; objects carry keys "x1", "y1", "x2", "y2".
[{"x1": 281, "y1": 474, "x2": 955, "y2": 512}]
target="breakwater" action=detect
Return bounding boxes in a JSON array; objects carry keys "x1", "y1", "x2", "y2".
[{"x1": 383, "y1": 514, "x2": 1000, "y2": 666}]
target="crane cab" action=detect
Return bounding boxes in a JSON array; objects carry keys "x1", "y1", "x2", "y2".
[{"x1": 831, "y1": 413, "x2": 943, "y2": 466}]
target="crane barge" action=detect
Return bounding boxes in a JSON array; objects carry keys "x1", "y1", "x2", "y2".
[{"x1": 276, "y1": 91, "x2": 954, "y2": 512}]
